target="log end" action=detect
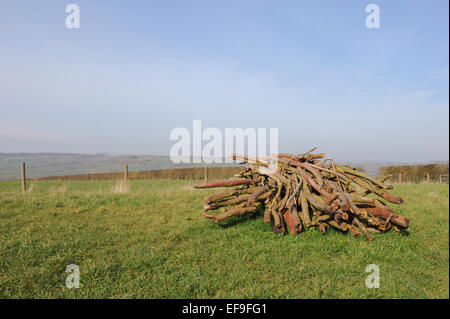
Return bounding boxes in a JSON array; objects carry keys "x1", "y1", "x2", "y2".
[{"x1": 382, "y1": 192, "x2": 405, "y2": 205}]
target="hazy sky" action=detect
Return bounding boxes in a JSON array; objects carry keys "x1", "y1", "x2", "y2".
[{"x1": 0, "y1": 0, "x2": 448, "y2": 162}]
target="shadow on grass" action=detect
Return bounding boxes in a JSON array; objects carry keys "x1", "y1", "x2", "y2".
[{"x1": 217, "y1": 206, "x2": 265, "y2": 228}]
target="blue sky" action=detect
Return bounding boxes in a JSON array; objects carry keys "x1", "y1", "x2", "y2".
[{"x1": 0, "y1": 0, "x2": 448, "y2": 162}]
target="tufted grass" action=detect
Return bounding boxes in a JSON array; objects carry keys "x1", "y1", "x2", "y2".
[{"x1": 0, "y1": 180, "x2": 448, "y2": 298}]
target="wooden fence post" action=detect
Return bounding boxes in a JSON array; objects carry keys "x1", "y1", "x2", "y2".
[
  {"x1": 399, "y1": 173, "x2": 402, "y2": 184},
  {"x1": 427, "y1": 174, "x2": 430, "y2": 184},
  {"x1": 21, "y1": 162, "x2": 26, "y2": 193},
  {"x1": 124, "y1": 164, "x2": 128, "y2": 182},
  {"x1": 204, "y1": 166, "x2": 207, "y2": 182}
]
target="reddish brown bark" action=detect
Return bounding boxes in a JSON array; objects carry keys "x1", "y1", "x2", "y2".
[
  {"x1": 357, "y1": 204, "x2": 409, "y2": 228},
  {"x1": 194, "y1": 179, "x2": 256, "y2": 189}
]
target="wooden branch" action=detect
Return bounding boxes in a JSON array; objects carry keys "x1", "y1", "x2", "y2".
[{"x1": 195, "y1": 179, "x2": 257, "y2": 189}]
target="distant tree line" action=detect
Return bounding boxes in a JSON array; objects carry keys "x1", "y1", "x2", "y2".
[{"x1": 380, "y1": 163, "x2": 449, "y2": 183}]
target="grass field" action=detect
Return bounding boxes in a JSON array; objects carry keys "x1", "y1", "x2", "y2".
[{"x1": 0, "y1": 180, "x2": 448, "y2": 298}]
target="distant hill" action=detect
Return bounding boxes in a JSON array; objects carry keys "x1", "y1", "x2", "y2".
[
  {"x1": 0, "y1": 153, "x2": 233, "y2": 180},
  {"x1": 0, "y1": 153, "x2": 448, "y2": 180}
]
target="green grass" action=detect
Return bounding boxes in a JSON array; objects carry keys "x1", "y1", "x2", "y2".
[{"x1": 0, "y1": 180, "x2": 448, "y2": 298}]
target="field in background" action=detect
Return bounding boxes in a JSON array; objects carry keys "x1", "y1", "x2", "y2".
[
  {"x1": 35, "y1": 166, "x2": 243, "y2": 181},
  {"x1": 30, "y1": 163, "x2": 450, "y2": 183},
  {"x1": 0, "y1": 180, "x2": 448, "y2": 298},
  {"x1": 0, "y1": 153, "x2": 239, "y2": 180},
  {"x1": 3, "y1": 152, "x2": 448, "y2": 180}
]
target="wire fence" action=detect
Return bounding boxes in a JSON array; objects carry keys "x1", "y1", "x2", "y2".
[{"x1": 439, "y1": 174, "x2": 449, "y2": 184}]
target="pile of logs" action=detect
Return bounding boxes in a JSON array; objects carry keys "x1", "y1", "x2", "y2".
[{"x1": 194, "y1": 148, "x2": 409, "y2": 241}]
